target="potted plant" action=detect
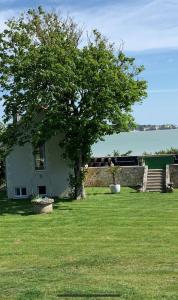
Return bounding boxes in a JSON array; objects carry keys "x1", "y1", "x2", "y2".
[
  {"x1": 31, "y1": 196, "x2": 54, "y2": 214},
  {"x1": 107, "y1": 163, "x2": 121, "y2": 193}
]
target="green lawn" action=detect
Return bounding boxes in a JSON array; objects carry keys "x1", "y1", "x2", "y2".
[{"x1": 1, "y1": 188, "x2": 178, "y2": 300}]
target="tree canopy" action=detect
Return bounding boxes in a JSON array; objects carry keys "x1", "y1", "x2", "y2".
[
  {"x1": 0, "y1": 7, "x2": 147, "y2": 198},
  {"x1": 143, "y1": 148, "x2": 178, "y2": 156}
]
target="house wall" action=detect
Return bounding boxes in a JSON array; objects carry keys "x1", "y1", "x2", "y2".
[
  {"x1": 6, "y1": 135, "x2": 71, "y2": 199},
  {"x1": 85, "y1": 166, "x2": 145, "y2": 187},
  {"x1": 169, "y1": 164, "x2": 178, "y2": 187}
]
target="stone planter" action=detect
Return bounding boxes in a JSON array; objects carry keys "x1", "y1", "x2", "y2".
[
  {"x1": 32, "y1": 197, "x2": 54, "y2": 214},
  {"x1": 109, "y1": 184, "x2": 121, "y2": 193}
]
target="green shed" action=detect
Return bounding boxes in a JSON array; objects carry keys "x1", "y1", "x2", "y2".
[{"x1": 143, "y1": 155, "x2": 175, "y2": 169}]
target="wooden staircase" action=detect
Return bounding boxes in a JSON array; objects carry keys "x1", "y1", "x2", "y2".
[{"x1": 146, "y1": 169, "x2": 166, "y2": 192}]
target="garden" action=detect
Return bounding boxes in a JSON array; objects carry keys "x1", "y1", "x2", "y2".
[{"x1": 1, "y1": 187, "x2": 178, "y2": 299}]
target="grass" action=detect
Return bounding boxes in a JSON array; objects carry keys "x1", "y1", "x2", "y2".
[{"x1": 1, "y1": 187, "x2": 178, "y2": 299}]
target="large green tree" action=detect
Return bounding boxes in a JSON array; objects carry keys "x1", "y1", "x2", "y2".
[{"x1": 0, "y1": 7, "x2": 147, "y2": 199}]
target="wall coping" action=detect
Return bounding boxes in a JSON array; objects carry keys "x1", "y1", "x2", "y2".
[
  {"x1": 87, "y1": 166, "x2": 144, "y2": 169},
  {"x1": 91, "y1": 154, "x2": 177, "y2": 159}
]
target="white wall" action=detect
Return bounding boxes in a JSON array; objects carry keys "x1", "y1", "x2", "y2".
[{"x1": 6, "y1": 135, "x2": 72, "y2": 198}]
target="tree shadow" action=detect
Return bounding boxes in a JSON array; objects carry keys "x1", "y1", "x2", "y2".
[
  {"x1": 0, "y1": 192, "x2": 34, "y2": 216},
  {"x1": 0, "y1": 192, "x2": 73, "y2": 216},
  {"x1": 53, "y1": 198, "x2": 73, "y2": 211},
  {"x1": 54, "y1": 197, "x2": 75, "y2": 203}
]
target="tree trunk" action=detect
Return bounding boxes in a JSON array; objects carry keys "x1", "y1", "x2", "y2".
[{"x1": 74, "y1": 155, "x2": 86, "y2": 200}]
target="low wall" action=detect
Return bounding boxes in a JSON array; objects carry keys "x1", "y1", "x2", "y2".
[
  {"x1": 85, "y1": 166, "x2": 145, "y2": 187},
  {"x1": 169, "y1": 164, "x2": 178, "y2": 187}
]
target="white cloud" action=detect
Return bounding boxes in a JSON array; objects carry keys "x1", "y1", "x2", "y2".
[
  {"x1": 0, "y1": 0, "x2": 178, "y2": 51},
  {"x1": 57, "y1": 0, "x2": 178, "y2": 51}
]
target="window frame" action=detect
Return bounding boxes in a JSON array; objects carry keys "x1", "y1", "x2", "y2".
[
  {"x1": 14, "y1": 187, "x2": 27, "y2": 198},
  {"x1": 34, "y1": 144, "x2": 46, "y2": 170}
]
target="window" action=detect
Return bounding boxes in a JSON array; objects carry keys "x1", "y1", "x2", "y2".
[
  {"x1": 34, "y1": 144, "x2": 46, "y2": 170},
  {"x1": 38, "y1": 186, "x2": 46, "y2": 195},
  {"x1": 21, "y1": 188, "x2": 27, "y2": 196},
  {"x1": 15, "y1": 187, "x2": 20, "y2": 196},
  {"x1": 15, "y1": 187, "x2": 27, "y2": 197}
]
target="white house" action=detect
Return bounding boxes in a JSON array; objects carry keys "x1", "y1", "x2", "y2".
[{"x1": 6, "y1": 135, "x2": 71, "y2": 199}]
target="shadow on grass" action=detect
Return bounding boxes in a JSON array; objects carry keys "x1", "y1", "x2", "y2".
[
  {"x1": 0, "y1": 191, "x2": 33, "y2": 216},
  {"x1": 0, "y1": 192, "x2": 73, "y2": 216},
  {"x1": 55, "y1": 197, "x2": 75, "y2": 203}
]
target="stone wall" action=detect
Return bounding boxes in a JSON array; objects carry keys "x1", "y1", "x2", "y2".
[
  {"x1": 85, "y1": 166, "x2": 145, "y2": 187},
  {"x1": 169, "y1": 164, "x2": 178, "y2": 187}
]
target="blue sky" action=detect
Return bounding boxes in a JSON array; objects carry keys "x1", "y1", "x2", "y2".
[{"x1": 0, "y1": 0, "x2": 178, "y2": 124}]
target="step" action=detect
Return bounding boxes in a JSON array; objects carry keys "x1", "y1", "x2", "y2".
[
  {"x1": 146, "y1": 168, "x2": 166, "y2": 192},
  {"x1": 148, "y1": 172, "x2": 165, "y2": 175},
  {"x1": 147, "y1": 186, "x2": 164, "y2": 189},
  {"x1": 148, "y1": 175, "x2": 164, "y2": 177},
  {"x1": 148, "y1": 171, "x2": 165, "y2": 173},
  {"x1": 147, "y1": 183, "x2": 165, "y2": 188},
  {"x1": 148, "y1": 171, "x2": 165, "y2": 174},
  {"x1": 148, "y1": 178, "x2": 165, "y2": 180},
  {"x1": 146, "y1": 187, "x2": 165, "y2": 191},
  {"x1": 146, "y1": 189, "x2": 164, "y2": 192},
  {"x1": 147, "y1": 181, "x2": 165, "y2": 185},
  {"x1": 147, "y1": 178, "x2": 165, "y2": 180},
  {"x1": 147, "y1": 184, "x2": 165, "y2": 187},
  {"x1": 147, "y1": 177, "x2": 164, "y2": 180},
  {"x1": 147, "y1": 186, "x2": 164, "y2": 190},
  {"x1": 147, "y1": 184, "x2": 164, "y2": 186},
  {"x1": 147, "y1": 179, "x2": 165, "y2": 184},
  {"x1": 147, "y1": 177, "x2": 165, "y2": 182},
  {"x1": 148, "y1": 172, "x2": 164, "y2": 174},
  {"x1": 148, "y1": 170, "x2": 164, "y2": 172},
  {"x1": 147, "y1": 186, "x2": 165, "y2": 189},
  {"x1": 148, "y1": 169, "x2": 164, "y2": 171},
  {"x1": 147, "y1": 187, "x2": 164, "y2": 190}
]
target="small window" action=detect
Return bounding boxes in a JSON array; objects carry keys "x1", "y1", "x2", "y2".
[
  {"x1": 15, "y1": 187, "x2": 20, "y2": 196},
  {"x1": 21, "y1": 188, "x2": 27, "y2": 196},
  {"x1": 38, "y1": 186, "x2": 46, "y2": 195},
  {"x1": 15, "y1": 187, "x2": 27, "y2": 197},
  {"x1": 34, "y1": 144, "x2": 46, "y2": 170}
]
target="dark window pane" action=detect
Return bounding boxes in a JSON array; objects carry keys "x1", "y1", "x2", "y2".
[
  {"x1": 38, "y1": 186, "x2": 46, "y2": 195},
  {"x1": 34, "y1": 144, "x2": 45, "y2": 170},
  {"x1": 15, "y1": 187, "x2": 20, "y2": 196},
  {"x1": 21, "y1": 188, "x2": 27, "y2": 196}
]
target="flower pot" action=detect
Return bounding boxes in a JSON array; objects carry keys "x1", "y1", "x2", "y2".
[{"x1": 109, "y1": 184, "x2": 121, "y2": 193}]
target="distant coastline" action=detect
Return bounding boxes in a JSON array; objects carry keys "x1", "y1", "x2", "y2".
[{"x1": 135, "y1": 124, "x2": 178, "y2": 131}]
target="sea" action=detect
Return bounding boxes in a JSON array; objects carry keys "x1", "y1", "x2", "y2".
[{"x1": 92, "y1": 129, "x2": 178, "y2": 157}]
